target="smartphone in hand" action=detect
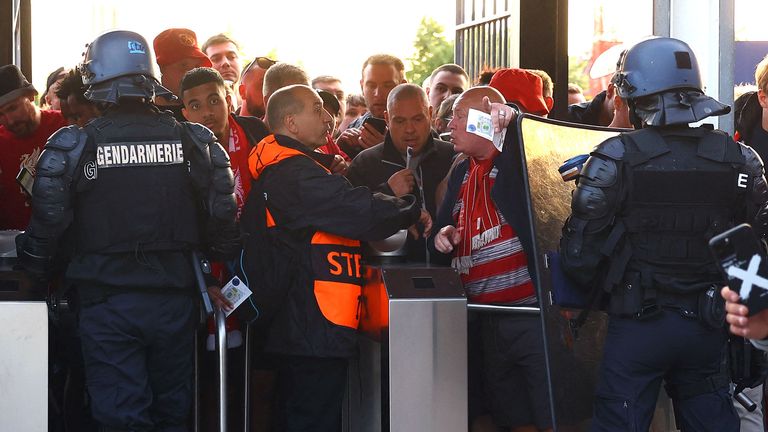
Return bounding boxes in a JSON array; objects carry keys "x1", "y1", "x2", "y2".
[
  {"x1": 362, "y1": 116, "x2": 388, "y2": 134},
  {"x1": 709, "y1": 223, "x2": 768, "y2": 315}
]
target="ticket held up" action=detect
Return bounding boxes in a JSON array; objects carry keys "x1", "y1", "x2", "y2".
[
  {"x1": 220, "y1": 276, "x2": 252, "y2": 317},
  {"x1": 466, "y1": 108, "x2": 506, "y2": 152}
]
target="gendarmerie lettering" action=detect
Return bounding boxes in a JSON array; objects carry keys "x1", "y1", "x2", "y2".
[{"x1": 96, "y1": 141, "x2": 184, "y2": 168}]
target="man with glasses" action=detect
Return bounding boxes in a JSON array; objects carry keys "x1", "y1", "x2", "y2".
[{"x1": 238, "y1": 56, "x2": 276, "y2": 118}]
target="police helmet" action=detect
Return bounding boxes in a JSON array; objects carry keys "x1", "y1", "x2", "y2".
[
  {"x1": 80, "y1": 30, "x2": 174, "y2": 103},
  {"x1": 611, "y1": 37, "x2": 703, "y2": 100}
]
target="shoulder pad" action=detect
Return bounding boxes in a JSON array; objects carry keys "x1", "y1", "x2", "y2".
[
  {"x1": 45, "y1": 126, "x2": 86, "y2": 151},
  {"x1": 740, "y1": 142, "x2": 765, "y2": 174},
  {"x1": 591, "y1": 136, "x2": 626, "y2": 160},
  {"x1": 183, "y1": 122, "x2": 216, "y2": 144},
  {"x1": 209, "y1": 142, "x2": 232, "y2": 168},
  {"x1": 579, "y1": 155, "x2": 618, "y2": 188},
  {"x1": 85, "y1": 116, "x2": 112, "y2": 133}
]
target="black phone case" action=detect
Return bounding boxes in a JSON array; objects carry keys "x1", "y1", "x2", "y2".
[
  {"x1": 362, "y1": 117, "x2": 387, "y2": 134},
  {"x1": 709, "y1": 223, "x2": 768, "y2": 315}
]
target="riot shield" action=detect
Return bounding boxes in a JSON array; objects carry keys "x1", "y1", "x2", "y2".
[{"x1": 515, "y1": 115, "x2": 623, "y2": 431}]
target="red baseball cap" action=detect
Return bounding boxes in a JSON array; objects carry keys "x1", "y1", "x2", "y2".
[
  {"x1": 489, "y1": 68, "x2": 549, "y2": 115},
  {"x1": 153, "y1": 28, "x2": 212, "y2": 67}
]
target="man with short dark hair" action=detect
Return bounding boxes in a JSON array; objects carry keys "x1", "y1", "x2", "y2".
[
  {"x1": 0, "y1": 64, "x2": 66, "y2": 229},
  {"x1": 202, "y1": 33, "x2": 243, "y2": 109},
  {"x1": 244, "y1": 84, "x2": 427, "y2": 431},
  {"x1": 201, "y1": 33, "x2": 242, "y2": 84},
  {"x1": 153, "y1": 28, "x2": 213, "y2": 121},
  {"x1": 238, "y1": 56, "x2": 277, "y2": 119},
  {"x1": 336, "y1": 54, "x2": 406, "y2": 158},
  {"x1": 346, "y1": 83, "x2": 453, "y2": 262},
  {"x1": 426, "y1": 63, "x2": 468, "y2": 112},
  {"x1": 180, "y1": 67, "x2": 270, "y2": 217},
  {"x1": 339, "y1": 93, "x2": 367, "y2": 132},
  {"x1": 41, "y1": 67, "x2": 68, "y2": 110},
  {"x1": 56, "y1": 69, "x2": 101, "y2": 127}
]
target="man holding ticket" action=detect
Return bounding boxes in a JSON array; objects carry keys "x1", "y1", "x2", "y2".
[{"x1": 431, "y1": 82, "x2": 553, "y2": 431}]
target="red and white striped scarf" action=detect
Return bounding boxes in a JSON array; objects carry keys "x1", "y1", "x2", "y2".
[{"x1": 452, "y1": 155, "x2": 502, "y2": 273}]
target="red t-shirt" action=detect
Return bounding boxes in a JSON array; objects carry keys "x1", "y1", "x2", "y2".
[{"x1": 0, "y1": 110, "x2": 66, "y2": 230}]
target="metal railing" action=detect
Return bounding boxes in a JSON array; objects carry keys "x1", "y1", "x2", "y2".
[
  {"x1": 455, "y1": 0, "x2": 513, "y2": 83},
  {"x1": 467, "y1": 303, "x2": 540, "y2": 315}
]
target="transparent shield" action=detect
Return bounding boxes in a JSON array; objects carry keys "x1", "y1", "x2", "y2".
[{"x1": 516, "y1": 114, "x2": 624, "y2": 430}]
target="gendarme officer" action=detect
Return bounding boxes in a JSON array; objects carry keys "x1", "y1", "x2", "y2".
[
  {"x1": 561, "y1": 37, "x2": 768, "y2": 432},
  {"x1": 17, "y1": 30, "x2": 238, "y2": 431}
]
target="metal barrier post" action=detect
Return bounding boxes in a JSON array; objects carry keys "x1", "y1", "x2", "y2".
[
  {"x1": 215, "y1": 307, "x2": 228, "y2": 432},
  {"x1": 193, "y1": 329, "x2": 201, "y2": 432},
  {"x1": 243, "y1": 323, "x2": 252, "y2": 432},
  {"x1": 467, "y1": 303, "x2": 541, "y2": 315}
]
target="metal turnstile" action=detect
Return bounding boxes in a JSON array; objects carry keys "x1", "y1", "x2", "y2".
[{"x1": 346, "y1": 265, "x2": 467, "y2": 432}]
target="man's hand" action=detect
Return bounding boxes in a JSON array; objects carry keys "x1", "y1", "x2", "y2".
[
  {"x1": 337, "y1": 127, "x2": 362, "y2": 149},
  {"x1": 483, "y1": 96, "x2": 517, "y2": 133},
  {"x1": 434, "y1": 225, "x2": 462, "y2": 253},
  {"x1": 208, "y1": 285, "x2": 234, "y2": 313},
  {"x1": 408, "y1": 209, "x2": 433, "y2": 240},
  {"x1": 722, "y1": 286, "x2": 768, "y2": 340},
  {"x1": 329, "y1": 154, "x2": 348, "y2": 175},
  {"x1": 359, "y1": 123, "x2": 386, "y2": 149},
  {"x1": 387, "y1": 169, "x2": 416, "y2": 197}
]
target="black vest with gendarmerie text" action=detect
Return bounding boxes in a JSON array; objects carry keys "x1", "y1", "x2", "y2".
[
  {"x1": 619, "y1": 127, "x2": 748, "y2": 294},
  {"x1": 74, "y1": 110, "x2": 200, "y2": 254}
]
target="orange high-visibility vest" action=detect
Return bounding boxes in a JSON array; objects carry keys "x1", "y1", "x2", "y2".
[{"x1": 248, "y1": 134, "x2": 362, "y2": 329}]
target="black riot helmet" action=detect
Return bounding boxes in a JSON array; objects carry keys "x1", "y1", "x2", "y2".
[
  {"x1": 80, "y1": 30, "x2": 175, "y2": 104},
  {"x1": 611, "y1": 37, "x2": 729, "y2": 127},
  {"x1": 612, "y1": 37, "x2": 703, "y2": 99}
]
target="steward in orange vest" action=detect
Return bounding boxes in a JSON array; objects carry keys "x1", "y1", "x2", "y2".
[{"x1": 240, "y1": 85, "x2": 424, "y2": 432}]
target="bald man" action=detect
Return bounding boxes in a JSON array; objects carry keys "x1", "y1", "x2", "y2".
[
  {"x1": 431, "y1": 87, "x2": 553, "y2": 431},
  {"x1": 244, "y1": 84, "x2": 429, "y2": 432}
]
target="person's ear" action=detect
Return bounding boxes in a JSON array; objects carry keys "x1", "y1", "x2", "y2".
[
  {"x1": 225, "y1": 93, "x2": 233, "y2": 112},
  {"x1": 384, "y1": 110, "x2": 390, "y2": 125},
  {"x1": 285, "y1": 113, "x2": 299, "y2": 135},
  {"x1": 758, "y1": 89, "x2": 768, "y2": 110},
  {"x1": 427, "y1": 105, "x2": 433, "y2": 121},
  {"x1": 181, "y1": 107, "x2": 190, "y2": 121},
  {"x1": 238, "y1": 83, "x2": 246, "y2": 99}
]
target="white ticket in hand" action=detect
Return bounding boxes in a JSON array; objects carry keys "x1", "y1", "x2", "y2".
[
  {"x1": 467, "y1": 108, "x2": 505, "y2": 151},
  {"x1": 466, "y1": 108, "x2": 494, "y2": 142},
  {"x1": 220, "y1": 276, "x2": 252, "y2": 317}
]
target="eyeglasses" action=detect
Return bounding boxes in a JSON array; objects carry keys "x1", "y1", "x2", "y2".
[{"x1": 241, "y1": 56, "x2": 277, "y2": 79}]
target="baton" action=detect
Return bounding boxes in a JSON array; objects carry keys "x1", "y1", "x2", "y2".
[{"x1": 191, "y1": 251, "x2": 214, "y2": 316}]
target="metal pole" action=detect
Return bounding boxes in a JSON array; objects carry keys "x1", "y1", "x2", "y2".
[
  {"x1": 466, "y1": 303, "x2": 541, "y2": 315},
  {"x1": 193, "y1": 329, "x2": 201, "y2": 432},
  {"x1": 243, "y1": 324, "x2": 252, "y2": 432},
  {"x1": 215, "y1": 307, "x2": 228, "y2": 432}
]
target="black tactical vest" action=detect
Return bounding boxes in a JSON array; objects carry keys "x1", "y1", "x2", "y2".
[
  {"x1": 73, "y1": 109, "x2": 201, "y2": 254},
  {"x1": 618, "y1": 127, "x2": 748, "y2": 294}
]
